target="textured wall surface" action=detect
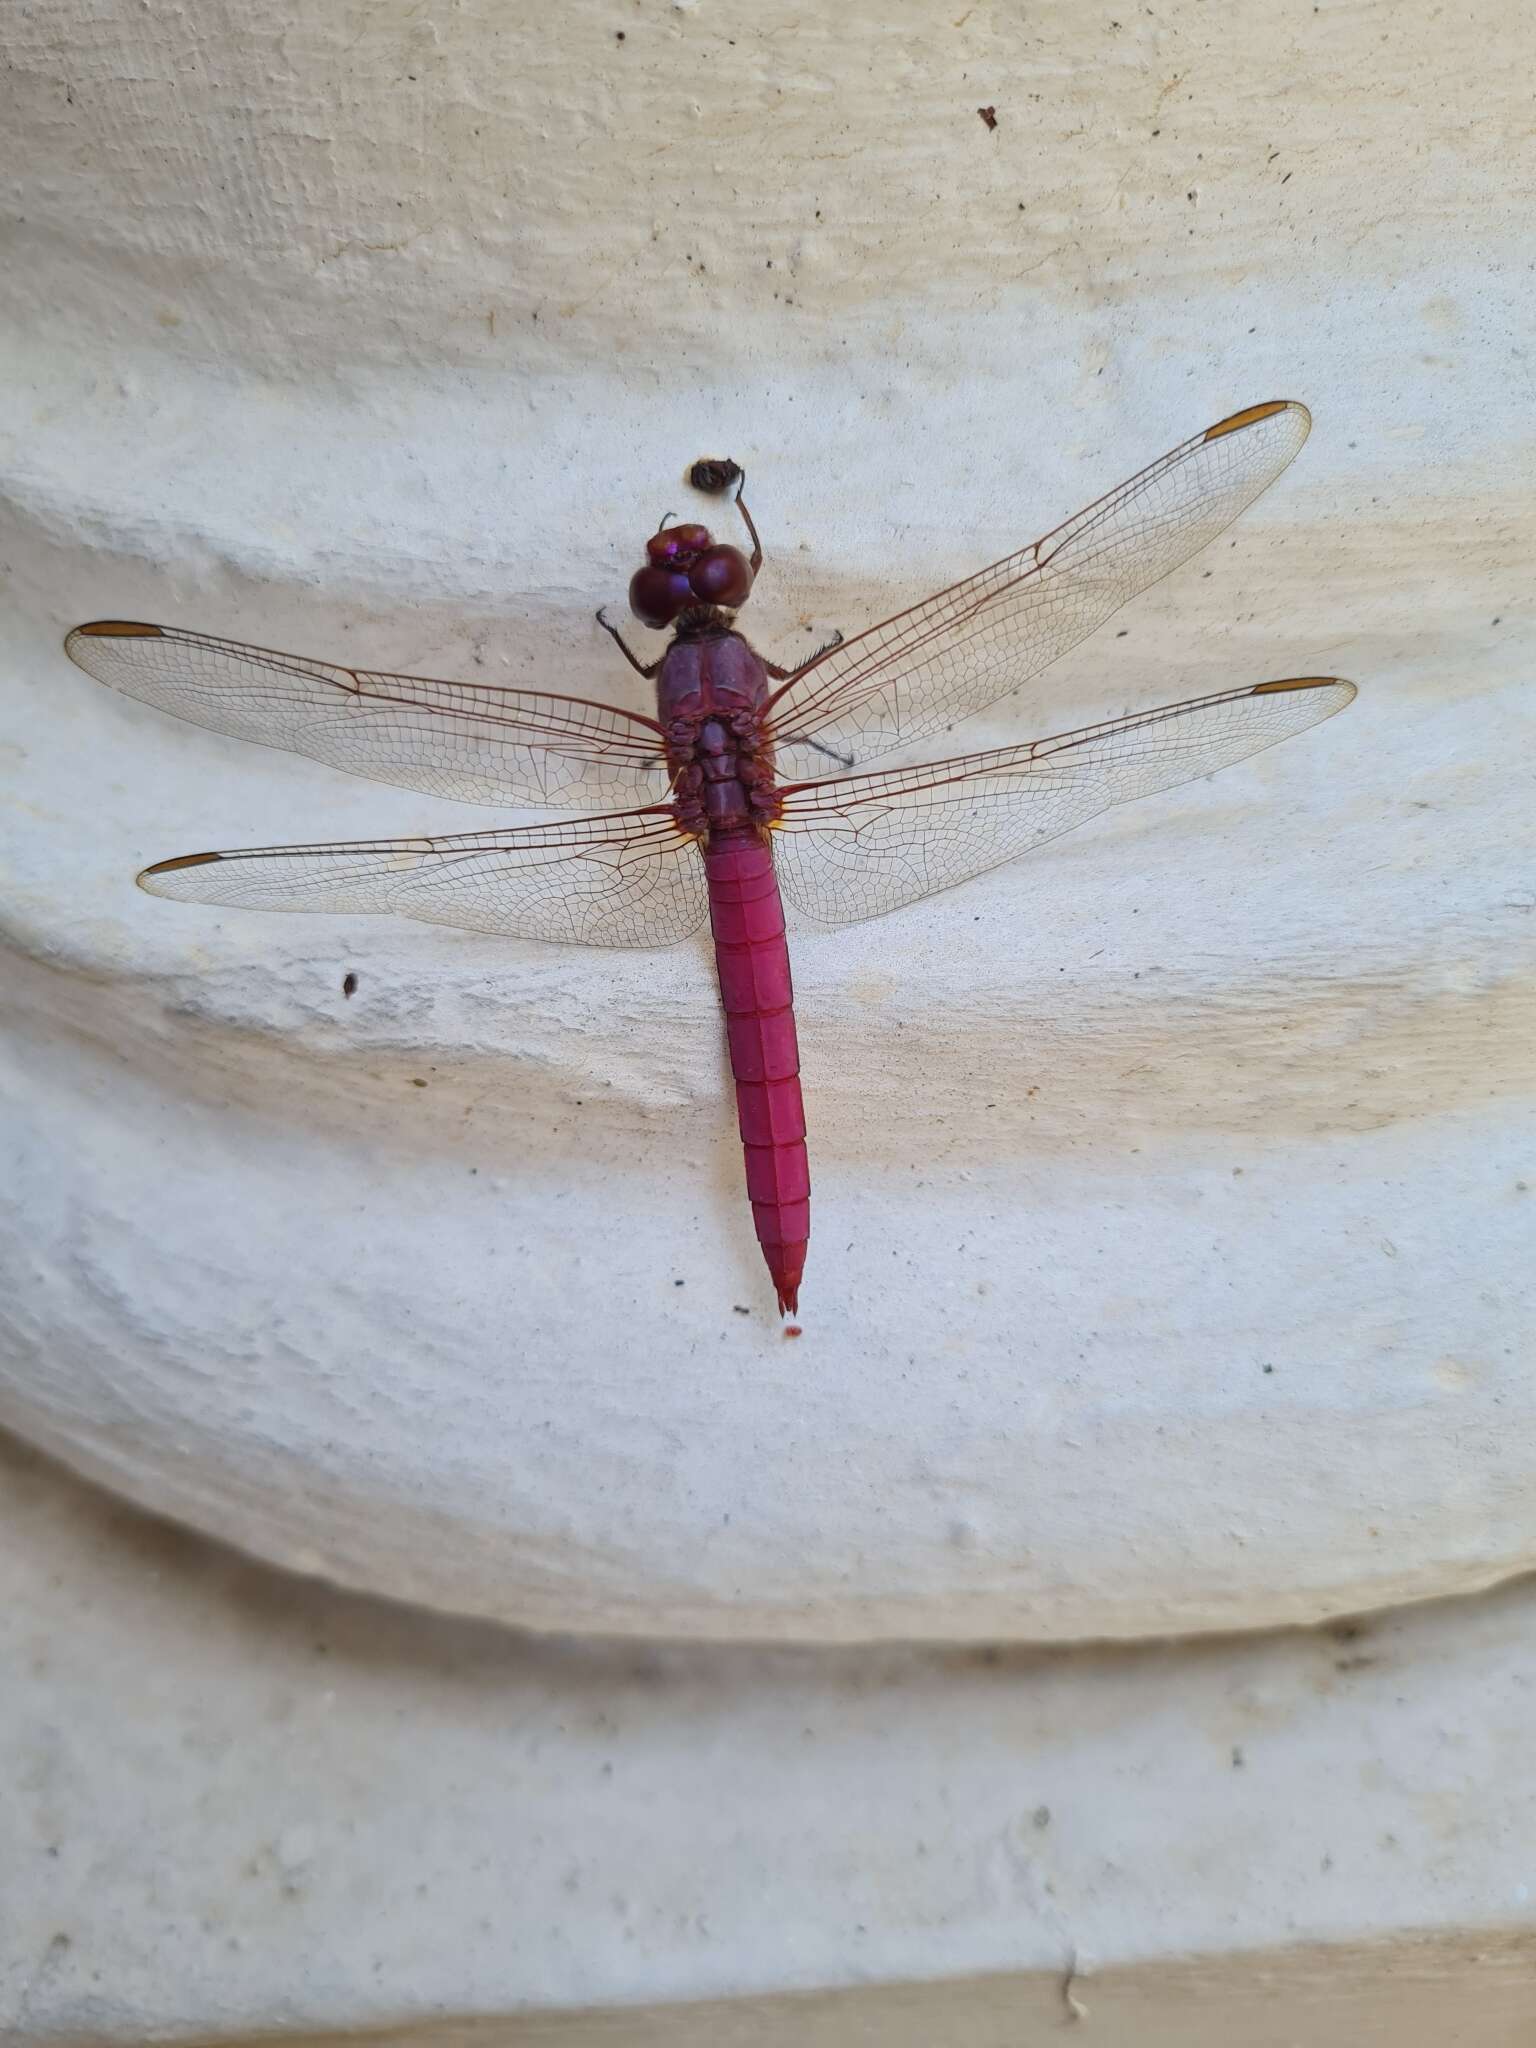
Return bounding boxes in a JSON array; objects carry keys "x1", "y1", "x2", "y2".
[
  {"x1": 2, "y1": 1, "x2": 1533, "y2": 1648},
  {"x1": 5, "y1": 0, "x2": 1536, "y2": 2036},
  {"x1": 6, "y1": 1432, "x2": 1536, "y2": 2041}
]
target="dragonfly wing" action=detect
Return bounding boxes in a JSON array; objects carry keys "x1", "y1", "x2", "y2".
[
  {"x1": 769, "y1": 401, "x2": 1313, "y2": 779},
  {"x1": 772, "y1": 677, "x2": 1354, "y2": 927},
  {"x1": 66, "y1": 622, "x2": 670, "y2": 810},
  {"x1": 138, "y1": 806, "x2": 708, "y2": 949}
]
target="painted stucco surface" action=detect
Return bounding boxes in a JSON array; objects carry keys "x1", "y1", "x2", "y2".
[
  {"x1": 4, "y1": 0, "x2": 1536, "y2": 2036},
  {"x1": 2, "y1": 1, "x2": 1532, "y2": 1649},
  {"x1": 5, "y1": 1432, "x2": 1536, "y2": 2040}
]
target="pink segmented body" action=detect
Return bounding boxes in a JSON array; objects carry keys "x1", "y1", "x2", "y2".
[
  {"x1": 704, "y1": 836, "x2": 809, "y2": 1315},
  {"x1": 658, "y1": 622, "x2": 810, "y2": 1314}
]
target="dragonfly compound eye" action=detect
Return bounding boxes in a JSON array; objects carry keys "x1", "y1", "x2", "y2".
[
  {"x1": 633, "y1": 524, "x2": 751, "y2": 622},
  {"x1": 629, "y1": 563, "x2": 694, "y2": 628},
  {"x1": 688, "y1": 543, "x2": 753, "y2": 608}
]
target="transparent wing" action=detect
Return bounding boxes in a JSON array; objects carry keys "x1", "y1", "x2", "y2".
[
  {"x1": 66, "y1": 622, "x2": 670, "y2": 810},
  {"x1": 772, "y1": 677, "x2": 1355, "y2": 926},
  {"x1": 769, "y1": 401, "x2": 1313, "y2": 779},
  {"x1": 138, "y1": 806, "x2": 707, "y2": 950}
]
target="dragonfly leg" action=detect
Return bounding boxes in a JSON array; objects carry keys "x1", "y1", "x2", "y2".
[
  {"x1": 595, "y1": 606, "x2": 662, "y2": 680},
  {"x1": 775, "y1": 731, "x2": 857, "y2": 771},
  {"x1": 764, "y1": 626, "x2": 845, "y2": 684},
  {"x1": 790, "y1": 627, "x2": 844, "y2": 675},
  {"x1": 733, "y1": 471, "x2": 764, "y2": 574}
]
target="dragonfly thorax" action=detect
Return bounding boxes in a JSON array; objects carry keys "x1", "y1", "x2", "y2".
[
  {"x1": 660, "y1": 631, "x2": 780, "y2": 840},
  {"x1": 667, "y1": 709, "x2": 779, "y2": 838},
  {"x1": 654, "y1": 626, "x2": 771, "y2": 728}
]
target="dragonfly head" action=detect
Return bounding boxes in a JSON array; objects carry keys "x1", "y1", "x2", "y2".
[{"x1": 628, "y1": 522, "x2": 754, "y2": 629}]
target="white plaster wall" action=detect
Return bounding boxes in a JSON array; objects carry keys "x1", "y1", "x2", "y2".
[
  {"x1": 5, "y1": 1432, "x2": 1536, "y2": 2041},
  {"x1": 3, "y1": 0, "x2": 1534, "y2": 1643}
]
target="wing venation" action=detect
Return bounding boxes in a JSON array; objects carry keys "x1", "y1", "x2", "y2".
[
  {"x1": 66, "y1": 622, "x2": 669, "y2": 810},
  {"x1": 138, "y1": 807, "x2": 708, "y2": 949},
  {"x1": 769, "y1": 400, "x2": 1312, "y2": 778},
  {"x1": 773, "y1": 676, "x2": 1354, "y2": 926}
]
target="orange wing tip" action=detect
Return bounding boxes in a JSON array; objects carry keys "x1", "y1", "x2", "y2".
[
  {"x1": 140, "y1": 851, "x2": 222, "y2": 880},
  {"x1": 70, "y1": 620, "x2": 165, "y2": 638},
  {"x1": 1203, "y1": 400, "x2": 1307, "y2": 442},
  {"x1": 1250, "y1": 675, "x2": 1355, "y2": 697}
]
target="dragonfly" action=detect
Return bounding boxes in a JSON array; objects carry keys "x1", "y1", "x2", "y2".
[{"x1": 67, "y1": 399, "x2": 1354, "y2": 1317}]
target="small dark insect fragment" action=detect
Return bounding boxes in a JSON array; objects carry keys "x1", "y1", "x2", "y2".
[
  {"x1": 342, "y1": 970, "x2": 358, "y2": 997},
  {"x1": 977, "y1": 105, "x2": 998, "y2": 130},
  {"x1": 689, "y1": 457, "x2": 742, "y2": 494}
]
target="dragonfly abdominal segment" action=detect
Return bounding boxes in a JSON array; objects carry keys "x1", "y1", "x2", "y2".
[
  {"x1": 653, "y1": 620, "x2": 804, "y2": 1307},
  {"x1": 67, "y1": 398, "x2": 1354, "y2": 1315},
  {"x1": 704, "y1": 835, "x2": 809, "y2": 1316}
]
